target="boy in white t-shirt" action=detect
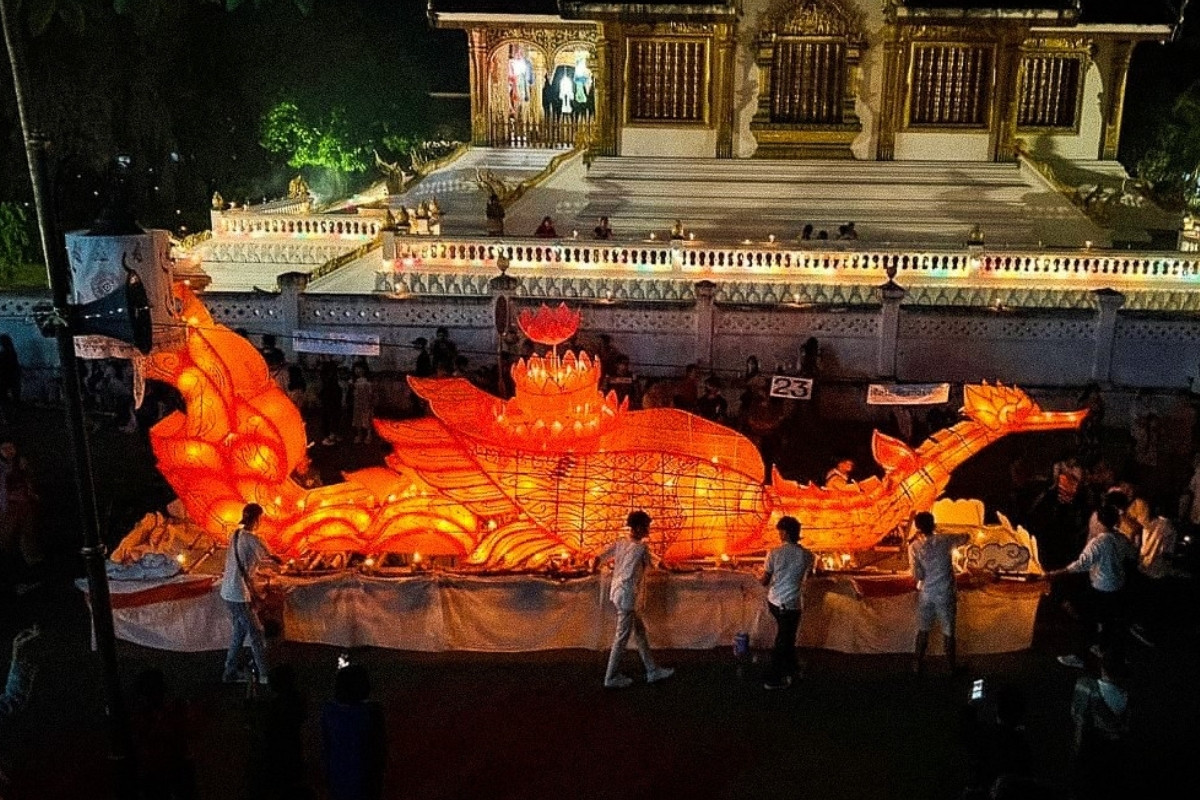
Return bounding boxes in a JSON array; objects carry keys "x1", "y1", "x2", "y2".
[
  {"x1": 593, "y1": 510, "x2": 674, "y2": 689},
  {"x1": 759, "y1": 516, "x2": 814, "y2": 690}
]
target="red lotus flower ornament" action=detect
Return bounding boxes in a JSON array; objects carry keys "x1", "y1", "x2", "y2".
[{"x1": 518, "y1": 303, "x2": 580, "y2": 346}]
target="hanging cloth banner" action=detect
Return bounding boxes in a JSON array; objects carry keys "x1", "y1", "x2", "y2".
[
  {"x1": 867, "y1": 383, "x2": 951, "y2": 406},
  {"x1": 292, "y1": 330, "x2": 381, "y2": 357},
  {"x1": 769, "y1": 376, "x2": 814, "y2": 400}
]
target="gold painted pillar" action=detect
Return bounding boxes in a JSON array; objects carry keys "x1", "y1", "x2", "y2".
[
  {"x1": 1101, "y1": 40, "x2": 1133, "y2": 160},
  {"x1": 596, "y1": 27, "x2": 619, "y2": 156},
  {"x1": 468, "y1": 28, "x2": 489, "y2": 146},
  {"x1": 990, "y1": 31, "x2": 1023, "y2": 161},
  {"x1": 875, "y1": 32, "x2": 903, "y2": 161},
  {"x1": 714, "y1": 22, "x2": 736, "y2": 159}
]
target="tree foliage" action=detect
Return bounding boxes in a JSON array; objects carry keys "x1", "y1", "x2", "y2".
[
  {"x1": 1137, "y1": 81, "x2": 1200, "y2": 211},
  {"x1": 0, "y1": 201, "x2": 33, "y2": 280},
  {"x1": 259, "y1": 99, "x2": 367, "y2": 174}
]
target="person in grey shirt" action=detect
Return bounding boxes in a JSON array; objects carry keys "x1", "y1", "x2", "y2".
[
  {"x1": 593, "y1": 510, "x2": 675, "y2": 689},
  {"x1": 910, "y1": 511, "x2": 970, "y2": 675},
  {"x1": 220, "y1": 503, "x2": 274, "y2": 684},
  {"x1": 759, "y1": 516, "x2": 814, "y2": 690},
  {"x1": 1045, "y1": 503, "x2": 1138, "y2": 667}
]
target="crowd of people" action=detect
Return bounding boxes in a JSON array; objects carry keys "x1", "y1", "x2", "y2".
[{"x1": 2, "y1": 319, "x2": 1197, "y2": 799}]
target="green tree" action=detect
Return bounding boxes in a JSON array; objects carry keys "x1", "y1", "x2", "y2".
[
  {"x1": 260, "y1": 99, "x2": 367, "y2": 197},
  {"x1": 1138, "y1": 81, "x2": 1200, "y2": 212},
  {"x1": 0, "y1": 200, "x2": 32, "y2": 280}
]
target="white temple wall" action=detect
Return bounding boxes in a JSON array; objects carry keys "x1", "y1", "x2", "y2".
[
  {"x1": 895, "y1": 313, "x2": 1097, "y2": 385},
  {"x1": 712, "y1": 308, "x2": 880, "y2": 378},
  {"x1": 620, "y1": 128, "x2": 718, "y2": 158},
  {"x1": 893, "y1": 132, "x2": 992, "y2": 162},
  {"x1": 7, "y1": 286, "x2": 1200, "y2": 408},
  {"x1": 1110, "y1": 318, "x2": 1200, "y2": 389}
]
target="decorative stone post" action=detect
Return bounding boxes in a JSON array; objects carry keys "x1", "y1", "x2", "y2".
[
  {"x1": 877, "y1": 276, "x2": 906, "y2": 379},
  {"x1": 490, "y1": 257, "x2": 521, "y2": 395},
  {"x1": 1091, "y1": 288, "x2": 1125, "y2": 384},
  {"x1": 277, "y1": 271, "x2": 309, "y2": 358},
  {"x1": 694, "y1": 280, "x2": 717, "y2": 369}
]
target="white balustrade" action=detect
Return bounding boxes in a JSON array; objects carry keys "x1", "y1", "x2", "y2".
[
  {"x1": 382, "y1": 236, "x2": 1200, "y2": 288},
  {"x1": 212, "y1": 211, "x2": 382, "y2": 239}
]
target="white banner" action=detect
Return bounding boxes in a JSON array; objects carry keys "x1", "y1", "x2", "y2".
[
  {"x1": 74, "y1": 335, "x2": 137, "y2": 360},
  {"x1": 867, "y1": 383, "x2": 951, "y2": 406},
  {"x1": 769, "y1": 375, "x2": 813, "y2": 400},
  {"x1": 293, "y1": 330, "x2": 381, "y2": 357},
  {"x1": 65, "y1": 230, "x2": 182, "y2": 355}
]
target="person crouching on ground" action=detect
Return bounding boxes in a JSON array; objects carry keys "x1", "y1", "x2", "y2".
[
  {"x1": 759, "y1": 515, "x2": 814, "y2": 690},
  {"x1": 593, "y1": 510, "x2": 674, "y2": 689},
  {"x1": 910, "y1": 511, "x2": 971, "y2": 675},
  {"x1": 221, "y1": 503, "x2": 274, "y2": 684}
]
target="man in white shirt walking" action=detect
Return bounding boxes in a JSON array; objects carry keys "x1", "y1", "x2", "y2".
[
  {"x1": 759, "y1": 516, "x2": 814, "y2": 690},
  {"x1": 594, "y1": 510, "x2": 674, "y2": 689},
  {"x1": 220, "y1": 503, "x2": 273, "y2": 683},
  {"x1": 910, "y1": 511, "x2": 971, "y2": 675},
  {"x1": 1045, "y1": 504, "x2": 1138, "y2": 667}
]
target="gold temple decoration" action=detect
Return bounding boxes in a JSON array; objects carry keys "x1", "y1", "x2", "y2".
[{"x1": 752, "y1": 0, "x2": 864, "y2": 158}]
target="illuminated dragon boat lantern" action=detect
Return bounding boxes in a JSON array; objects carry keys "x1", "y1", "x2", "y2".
[{"x1": 139, "y1": 290, "x2": 1087, "y2": 567}]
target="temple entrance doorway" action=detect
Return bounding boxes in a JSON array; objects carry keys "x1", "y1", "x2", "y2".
[{"x1": 487, "y1": 41, "x2": 597, "y2": 149}]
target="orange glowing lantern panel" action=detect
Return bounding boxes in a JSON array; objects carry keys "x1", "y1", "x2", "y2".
[{"x1": 135, "y1": 290, "x2": 1086, "y2": 567}]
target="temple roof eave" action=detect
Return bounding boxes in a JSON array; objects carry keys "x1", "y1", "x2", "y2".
[
  {"x1": 431, "y1": 12, "x2": 593, "y2": 29},
  {"x1": 558, "y1": 2, "x2": 737, "y2": 22},
  {"x1": 1029, "y1": 22, "x2": 1174, "y2": 40},
  {"x1": 893, "y1": 7, "x2": 1078, "y2": 23}
]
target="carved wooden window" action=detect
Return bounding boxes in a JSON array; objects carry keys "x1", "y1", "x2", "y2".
[
  {"x1": 627, "y1": 37, "x2": 708, "y2": 123},
  {"x1": 1017, "y1": 54, "x2": 1082, "y2": 129},
  {"x1": 770, "y1": 38, "x2": 846, "y2": 124},
  {"x1": 908, "y1": 44, "x2": 992, "y2": 127}
]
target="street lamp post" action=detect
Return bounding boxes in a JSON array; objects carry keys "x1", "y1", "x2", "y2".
[
  {"x1": 28, "y1": 138, "x2": 137, "y2": 797},
  {"x1": 4, "y1": 3, "x2": 135, "y2": 792}
]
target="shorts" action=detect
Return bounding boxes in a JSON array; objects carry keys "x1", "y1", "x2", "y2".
[{"x1": 917, "y1": 593, "x2": 957, "y2": 637}]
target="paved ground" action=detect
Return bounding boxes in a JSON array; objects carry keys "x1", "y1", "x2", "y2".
[{"x1": 1, "y1": 405, "x2": 1198, "y2": 800}]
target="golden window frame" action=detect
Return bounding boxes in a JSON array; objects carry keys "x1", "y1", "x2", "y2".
[{"x1": 623, "y1": 36, "x2": 712, "y2": 127}]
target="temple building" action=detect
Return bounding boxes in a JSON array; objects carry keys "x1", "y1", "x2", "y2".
[{"x1": 430, "y1": 0, "x2": 1172, "y2": 161}]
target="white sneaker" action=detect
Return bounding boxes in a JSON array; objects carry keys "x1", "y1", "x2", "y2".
[
  {"x1": 646, "y1": 666, "x2": 675, "y2": 684},
  {"x1": 1089, "y1": 644, "x2": 1104, "y2": 658},
  {"x1": 604, "y1": 674, "x2": 633, "y2": 689},
  {"x1": 1057, "y1": 654, "x2": 1086, "y2": 669}
]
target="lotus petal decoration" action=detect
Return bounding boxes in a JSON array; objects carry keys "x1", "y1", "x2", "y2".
[{"x1": 518, "y1": 303, "x2": 580, "y2": 346}]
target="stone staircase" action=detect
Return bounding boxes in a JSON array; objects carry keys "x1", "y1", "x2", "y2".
[
  {"x1": 390, "y1": 147, "x2": 561, "y2": 231},
  {"x1": 505, "y1": 156, "x2": 1109, "y2": 248}
]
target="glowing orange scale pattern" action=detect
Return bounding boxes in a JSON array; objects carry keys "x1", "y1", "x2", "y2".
[{"x1": 145, "y1": 293, "x2": 1087, "y2": 565}]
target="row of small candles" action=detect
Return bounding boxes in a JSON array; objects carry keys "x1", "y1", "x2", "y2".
[{"x1": 180, "y1": 548, "x2": 862, "y2": 575}]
